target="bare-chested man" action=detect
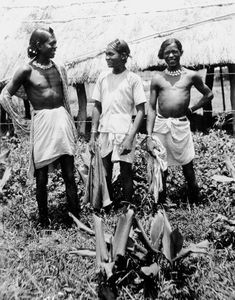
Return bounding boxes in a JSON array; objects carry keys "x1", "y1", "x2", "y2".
[
  {"x1": 147, "y1": 38, "x2": 213, "y2": 205},
  {"x1": 0, "y1": 28, "x2": 80, "y2": 226}
]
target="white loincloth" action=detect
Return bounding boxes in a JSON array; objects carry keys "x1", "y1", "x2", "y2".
[
  {"x1": 99, "y1": 132, "x2": 136, "y2": 163},
  {"x1": 153, "y1": 115, "x2": 195, "y2": 166},
  {"x1": 33, "y1": 106, "x2": 76, "y2": 169},
  {"x1": 147, "y1": 135, "x2": 167, "y2": 203},
  {"x1": 98, "y1": 132, "x2": 136, "y2": 183}
]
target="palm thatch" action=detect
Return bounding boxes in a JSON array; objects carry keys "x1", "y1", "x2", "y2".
[{"x1": 0, "y1": 0, "x2": 234, "y2": 85}]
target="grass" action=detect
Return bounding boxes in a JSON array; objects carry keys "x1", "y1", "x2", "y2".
[{"x1": 0, "y1": 128, "x2": 235, "y2": 300}]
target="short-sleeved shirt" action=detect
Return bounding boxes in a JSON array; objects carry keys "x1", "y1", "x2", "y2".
[{"x1": 92, "y1": 69, "x2": 146, "y2": 134}]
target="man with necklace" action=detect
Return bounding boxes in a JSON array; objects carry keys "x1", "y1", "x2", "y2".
[
  {"x1": 0, "y1": 27, "x2": 80, "y2": 226},
  {"x1": 146, "y1": 38, "x2": 213, "y2": 205}
]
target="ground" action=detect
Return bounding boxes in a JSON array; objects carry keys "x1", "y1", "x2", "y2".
[{"x1": 0, "y1": 129, "x2": 234, "y2": 300}]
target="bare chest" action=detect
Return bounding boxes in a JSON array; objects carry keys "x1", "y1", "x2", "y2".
[
  {"x1": 27, "y1": 67, "x2": 62, "y2": 90},
  {"x1": 159, "y1": 74, "x2": 192, "y2": 92}
]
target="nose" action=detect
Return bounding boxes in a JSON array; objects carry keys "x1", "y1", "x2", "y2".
[{"x1": 169, "y1": 52, "x2": 174, "y2": 57}]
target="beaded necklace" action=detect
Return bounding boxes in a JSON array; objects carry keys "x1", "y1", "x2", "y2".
[
  {"x1": 165, "y1": 68, "x2": 182, "y2": 76},
  {"x1": 32, "y1": 60, "x2": 53, "y2": 70}
]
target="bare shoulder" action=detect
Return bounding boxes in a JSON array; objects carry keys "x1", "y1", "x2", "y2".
[
  {"x1": 183, "y1": 67, "x2": 200, "y2": 80},
  {"x1": 14, "y1": 63, "x2": 32, "y2": 79},
  {"x1": 150, "y1": 71, "x2": 163, "y2": 86}
]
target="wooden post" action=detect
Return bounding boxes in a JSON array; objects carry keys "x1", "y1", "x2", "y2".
[
  {"x1": 75, "y1": 83, "x2": 87, "y2": 135},
  {"x1": 219, "y1": 66, "x2": 226, "y2": 111},
  {"x1": 204, "y1": 65, "x2": 214, "y2": 129},
  {"x1": 228, "y1": 64, "x2": 235, "y2": 135}
]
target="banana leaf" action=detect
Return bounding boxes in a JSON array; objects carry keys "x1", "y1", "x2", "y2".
[
  {"x1": 93, "y1": 214, "x2": 109, "y2": 266},
  {"x1": 134, "y1": 217, "x2": 160, "y2": 254},
  {"x1": 162, "y1": 210, "x2": 174, "y2": 262},
  {"x1": 0, "y1": 167, "x2": 11, "y2": 193},
  {"x1": 141, "y1": 262, "x2": 160, "y2": 277},
  {"x1": 83, "y1": 144, "x2": 112, "y2": 210},
  {"x1": 0, "y1": 149, "x2": 10, "y2": 165},
  {"x1": 68, "y1": 212, "x2": 95, "y2": 235},
  {"x1": 150, "y1": 211, "x2": 164, "y2": 251},
  {"x1": 69, "y1": 249, "x2": 96, "y2": 257},
  {"x1": 224, "y1": 155, "x2": 235, "y2": 178},
  {"x1": 112, "y1": 209, "x2": 134, "y2": 260},
  {"x1": 173, "y1": 240, "x2": 209, "y2": 262},
  {"x1": 211, "y1": 174, "x2": 235, "y2": 183},
  {"x1": 100, "y1": 262, "x2": 115, "y2": 279}
]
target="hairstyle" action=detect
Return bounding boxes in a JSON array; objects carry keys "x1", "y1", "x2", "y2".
[
  {"x1": 158, "y1": 38, "x2": 183, "y2": 59},
  {"x1": 107, "y1": 39, "x2": 130, "y2": 63},
  {"x1": 27, "y1": 27, "x2": 55, "y2": 58}
]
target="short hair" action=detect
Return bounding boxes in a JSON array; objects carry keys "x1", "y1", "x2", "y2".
[
  {"x1": 158, "y1": 38, "x2": 183, "y2": 59},
  {"x1": 27, "y1": 27, "x2": 55, "y2": 58}
]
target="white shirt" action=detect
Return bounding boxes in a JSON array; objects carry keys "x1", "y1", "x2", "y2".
[{"x1": 92, "y1": 69, "x2": 146, "y2": 134}]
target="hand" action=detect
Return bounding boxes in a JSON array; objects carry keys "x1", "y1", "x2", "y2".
[
  {"x1": 146, "y1": 136, "x2": 156, "y2": 157},
  {"x1": 186, "y1": 107, "x2": 193, "y2": 119},
  {"x1": 89, "y1": 132, "x2": 98, "y2": 154},
  {"x1": 119, "y1": 136, "x2": 133, "y2": 155}
]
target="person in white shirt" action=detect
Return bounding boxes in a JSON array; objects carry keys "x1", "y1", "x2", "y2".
[{"x1": 89, "y1": 39, "x2": 146, "y2": 207}]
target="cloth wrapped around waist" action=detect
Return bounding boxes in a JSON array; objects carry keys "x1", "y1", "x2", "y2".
[
  {"x1": 147, "y1": 135, "x2": 167, "y2": 203},
  {"x1": 153, "y1": 114, "x2": 195, "y2": 166},
  {"x1": 33, "y1": 106, "x2": 77, "y2": 169}
]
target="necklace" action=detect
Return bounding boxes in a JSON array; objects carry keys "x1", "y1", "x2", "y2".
[
  {"x1": 32, "y1": 60, "x2": 53, "y2": 70},
  {"x1": 165, "y1": 68, "x2": 182, "y2": 76}
]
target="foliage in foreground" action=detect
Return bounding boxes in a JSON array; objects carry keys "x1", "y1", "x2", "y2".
[
  {"x1": 72, "y1": 208, "x2": 209, "y2": 299},
  {"x1": 0, "y1": 129, "x2": 235, "y2": 300}
]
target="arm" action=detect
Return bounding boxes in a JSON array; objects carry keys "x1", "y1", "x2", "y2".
[
  {"x1": 89, "y1": 100, "x2": 101, "y2": 153},
  {"x1": 146, "y1": 78, "x2": 158, "y2": 156},
  {"x1": 6, "y1": 65, "x2": 30, "y2": 96},
  {"x1": 0, "y1": 65, "x2": 31, "y2": 132},
  {"x1": 146, "y1": 78, "x2": 158, "y2": 135},
  {"x1": 120, "y1": 102, "x2": 145, "y2": 154},
  {"x1": 190, "y1": 73, "x2": 214, "y2": 113}
]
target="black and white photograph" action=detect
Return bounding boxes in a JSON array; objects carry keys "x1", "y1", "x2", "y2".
[{"x1": 0, "y1": 0, "x2": 235, "y2": 299}]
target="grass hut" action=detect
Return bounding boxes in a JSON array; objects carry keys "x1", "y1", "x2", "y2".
[{"x1": 0, "y1": 0, "x2": 235, "y2": 133}]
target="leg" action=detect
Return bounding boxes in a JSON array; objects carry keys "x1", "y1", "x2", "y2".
[
  {"x1": 35, "y1": 166, "x2": 49, "y2": 226},
  {"x1": 182, "y1": 160, "x2": 199, "y2": 204},
  {"x1": 102, "y1": 153, "x2": 114, "y2": 202},
  {"x1": 60, "y1": 155, "x2": 80, "y2": 219},
  {"x1": 120, "y1": 161, "x2": 133, "y2": 204}
]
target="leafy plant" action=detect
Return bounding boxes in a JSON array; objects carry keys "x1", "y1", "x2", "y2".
[{"x1": 71, "y1": 208, "x2": 209, "y2": 299}]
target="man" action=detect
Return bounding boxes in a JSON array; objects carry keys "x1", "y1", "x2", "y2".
[
  {"x1": 146, "y1": 38, "x2": 213, "y2": 204},
  {"x1": 89, "y1": 39, "x2": 146, "y2": 207},
  {"x1": 0, "y1": 27, "x2": 80, "y2": 226}
]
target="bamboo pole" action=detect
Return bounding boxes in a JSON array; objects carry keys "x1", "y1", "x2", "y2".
[
  {"x1": 219, "y1": 66, "x2": 226, "y2": 111},
  {"x1": 228, "y1": 64, "x2": 235, "y2": 135},
  {"x1": 204, "y1": 65, "x2": 214, "y2": 129},
  {"x1": 75, "y1": 83, "x2": 87, "y2": 135}
]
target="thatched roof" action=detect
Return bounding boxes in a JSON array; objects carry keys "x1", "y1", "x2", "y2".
[{"x1": 0, "y1": 0, "x2": 235, "y2": 85}]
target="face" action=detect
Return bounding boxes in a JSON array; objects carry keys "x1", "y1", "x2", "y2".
[
  {"x1": 163, "y1": 43, "x2": 182, "y2": 68},
  {"x1": 38, "y1": 33, "x2": 57, "y2": 59},
  {"x1": 105, "y1": 46, "x2": 125, "y2": 68}
]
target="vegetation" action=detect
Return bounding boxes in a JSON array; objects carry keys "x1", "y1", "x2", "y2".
[{"x1": 0, "y1": 129, "x2": 235, "y2": 300}]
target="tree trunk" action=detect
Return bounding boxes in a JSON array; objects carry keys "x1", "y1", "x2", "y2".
[
  {"x1": 204, "y1": 66, "x2": 214, "y2": 129},
  {"x1": 228, "y1": 64, "x2": 235, "y2": 135},
  {"x1": 75, "y1": 83, "x2": 87, "y2": 135}
]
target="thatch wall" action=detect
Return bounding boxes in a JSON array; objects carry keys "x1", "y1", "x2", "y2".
[{"x1": 0, "y1": 0, "x2": 234, "y2": 85}]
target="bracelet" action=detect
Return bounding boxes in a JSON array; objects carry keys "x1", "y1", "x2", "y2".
[{"x1": 91, "y1": 130, "x2": 98, "y2": 133}]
